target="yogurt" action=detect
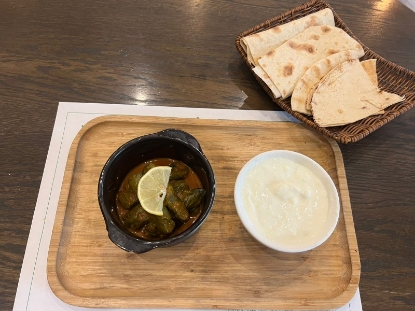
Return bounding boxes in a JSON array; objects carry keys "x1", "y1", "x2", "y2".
[{"x1": 235, "y1": 151, "x2": 339, "y2": 252}]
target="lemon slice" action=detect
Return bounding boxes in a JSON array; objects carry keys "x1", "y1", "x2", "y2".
[{"x1": 137, "y1": 166, "x2": 172, "y2": 216}]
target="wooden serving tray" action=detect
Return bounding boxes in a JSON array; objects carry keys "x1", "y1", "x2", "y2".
[{"x1": 47, "y1": 115, "x2": 360, "y2": 310}]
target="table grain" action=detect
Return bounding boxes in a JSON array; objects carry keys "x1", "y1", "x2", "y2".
[{"x1": 0, "y1": 0, "x2": 414, "y2": 310}]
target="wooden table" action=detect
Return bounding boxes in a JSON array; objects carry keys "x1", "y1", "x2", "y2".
[{"x1": 1, "y1": 0, "x2": 414, "y2": 310}]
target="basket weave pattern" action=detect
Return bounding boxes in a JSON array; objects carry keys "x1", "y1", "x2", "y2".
[{"x1": 235, "y1": 0, "x2": 415, "y2": 144}]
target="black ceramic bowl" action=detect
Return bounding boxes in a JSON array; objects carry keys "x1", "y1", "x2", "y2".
[{"x1": 98, "y1": 129, "x2": 216, "y2": 254}]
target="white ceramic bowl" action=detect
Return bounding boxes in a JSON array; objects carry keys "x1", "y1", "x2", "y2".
[{"x1": 234, "y1": 150, "x2": 340, "y2": 253}]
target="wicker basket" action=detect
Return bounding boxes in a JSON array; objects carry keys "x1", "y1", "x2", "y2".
[{"x1": 235, "y1": 0, "x2": 415, "y2": 144}]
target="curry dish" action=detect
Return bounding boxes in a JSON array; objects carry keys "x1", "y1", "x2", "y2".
[{"x1": 116, "y1": 158, "x2": 206, "y2": 240}]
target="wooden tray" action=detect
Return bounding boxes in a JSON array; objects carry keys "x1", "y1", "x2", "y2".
[
  {"x1": 235, "y1": 0, "x2": 415, "y2": 144},
  {"x1": 47, "y1": 115, "x2": 360, "y2": 310}
]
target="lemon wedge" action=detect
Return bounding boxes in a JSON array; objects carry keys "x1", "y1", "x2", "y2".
[{"x1": 137, "y1": 166, "x2": 172, "y2": 216}]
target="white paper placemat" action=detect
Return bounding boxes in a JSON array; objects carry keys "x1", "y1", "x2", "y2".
[
  {"x1": 399, "y1": 0, "x2": 415, "y2": 12},
  {"x1": 13, "y1": 102, "x2": 362, "y2": 311}
]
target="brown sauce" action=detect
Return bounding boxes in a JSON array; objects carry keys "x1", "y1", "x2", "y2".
[{"x1": 116, "y1": 158, "x2": 203, "y2": 240}]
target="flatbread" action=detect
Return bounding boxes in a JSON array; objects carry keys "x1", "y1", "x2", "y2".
[
  {"x1": 311, "y1": 60, "x2": 404, "y2": 127},
  {"x1": 241, "y1": 8, "x2": 335, "y2": 66},
  {"x1": 291, "y1": 49, "x2": 364, "y2": 115},
  {"x1": 252, "y1": 66, "x2": 281, "y2": 98},
  {"x1": 312, "y1": 59, "x2": 385, "y2": 116},
  {"x1": 359, "y1": 59, "x2": 384, "y2": 115},
  {"x1": 309, "y1": 58, "x2": 381, "y2": 113},
  {"x1": 361, "y1": 91, "x2": 405, "y2": 110},
  {"x1": 308, "y1": 59, "x2": 379, "y2": 112},
  {"x1": 258, "y1": 25, "x2": 364, "y2": 99},
  {"x1": 360, "y1": 59, "x2": 378, "y2": 87}
]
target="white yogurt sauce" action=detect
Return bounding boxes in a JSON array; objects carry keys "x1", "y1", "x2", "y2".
[{"x1": 242, "y1": 157, "x2": 330, "y2": 249}]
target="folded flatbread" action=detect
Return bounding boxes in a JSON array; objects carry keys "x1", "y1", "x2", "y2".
[
  {"x1": 241, "y1": 8, "x2": 335, "y2": 66},
  {"x1": 252, "y1": 66, "x2": 281, "y2": 98},
  {"x1": 311, "y1": 60, "x2": 404, "y2": 127},
  {"x1": 291, "y1": 49, "x2": 364, "y2": 115},
  {"x1": 258, "y1": 25, "x2": 364, "y2": 99},
  {"x1": 359, "y1": 59, "x2": 385, "y2": 115},
  {"x1": 360, "y1": 59, "x2": 378, "y2": 87},
  {"x1": 307, "y1": 59, "x2": 378, "y2": 113}
]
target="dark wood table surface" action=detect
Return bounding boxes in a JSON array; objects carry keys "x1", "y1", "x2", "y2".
[{"x1": 1, "y1": 0, "x2": 414, "y2": 310}]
